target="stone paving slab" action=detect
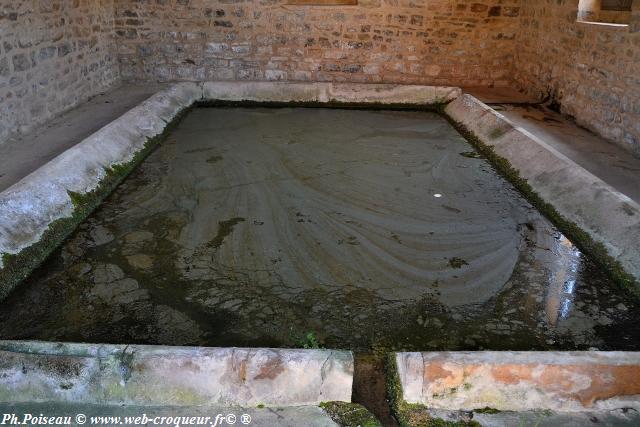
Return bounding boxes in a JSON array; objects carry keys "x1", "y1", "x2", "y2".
[
  {"x1": 0, "y1": 341, "x2": 353, "y2": 407},
  {"x1": 495, "y1": 104, "x2": 640, "y2": 204},
  {"x1": 463, "y1": 87, "x2": 539, "y2": 104},
  {"x1": 0, "y1": 402, "x2": 341, "y2": 427},
  {"x1": 0, "y1": 84, "x2": 165, "y2": 193},
  {"x1": 430, "y1": 408, "x2": 640, "y2": 427}
]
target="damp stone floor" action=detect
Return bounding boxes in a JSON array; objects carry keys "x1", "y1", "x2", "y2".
[{"x1": 0, "y1": 107, "x2": 638, "y2": 353}]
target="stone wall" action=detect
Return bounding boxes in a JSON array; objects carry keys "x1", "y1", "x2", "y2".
[
  {"x1": 0, "y1": 0, "x2": 120, "y2": 143},
  {"x1": 114, "y1": 0, "x2": 520, "y2": 87},
  {"x1": 2, "y1": 0, "x2": 639, "y2": 157},
  {"x1": 514, "y1": 0, "x2": 640, "y2": 156}
]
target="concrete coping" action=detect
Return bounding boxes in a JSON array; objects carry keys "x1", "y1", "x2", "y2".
[
  {"x1": 445, "y1": 94, "x2": 640, "y2": 286},
  {"x1": 395, "y1": 351, "x2": 640, "y2": 412},
  {"x1": 0, "y1": 341, "x2": 354, "y2": 407},
  {"x1": 0, "y1": 82, "x2": 203, "y2": 267}
]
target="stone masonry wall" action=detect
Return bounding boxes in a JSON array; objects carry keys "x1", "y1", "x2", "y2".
[
  {"x1": 3, "y1": 0, "x2": 639, "y2": 158},
  {"x1": 0, "y1": 0, "x2": 120, "y2": 143},
  {"x1": 114, "y1": 0, "x2": 520, "y2": 87},
  {"x1": 514, "y1": 0, "x2": 640, "y2": 156}
]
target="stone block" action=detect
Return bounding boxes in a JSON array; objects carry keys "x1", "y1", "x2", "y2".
[
  {"x1": 395, "y1": 351, "x2": 640, "y2": 412},
  {"x1": 0, "y1": 341, "x2": 354, "y2": 406}
]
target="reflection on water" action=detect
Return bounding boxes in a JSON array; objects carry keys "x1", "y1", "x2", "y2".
[{"x1": 545, "y1": 234, "x2": 581, "y2": 328}]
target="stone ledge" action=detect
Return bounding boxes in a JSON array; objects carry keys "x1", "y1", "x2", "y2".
[
  {"x1": 0, "y1": 341, "x2": 353, "y2": 407},
  {"x1": 0, "y1": 83, "x2": 202, "y2": 268},
  {"x1": 445, "y1": 94, "x2": 640, "y2": 287},
  {"x1": 201, "y1": 81, "x2": 461, "y2": 104},
  {"x1": 394, "y1": 351, "x2": 640, "y2": 413},
  {"x1": 0, "y1": 83, "x2": 202, "y2": 299}
]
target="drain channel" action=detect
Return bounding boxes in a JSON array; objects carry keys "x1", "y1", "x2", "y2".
[{"x1": 352, "y1": 353, "x2": 399, "y2": 427}]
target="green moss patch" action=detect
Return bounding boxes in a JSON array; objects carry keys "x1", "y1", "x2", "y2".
[
  {"x1": 448, "y1": 257, "x2": 469, "y2": 269},
  {"x1": 385, "y1": 355, "x2": 480, "y2": 427},
  {"x1": 320, "y1": 402, "x2": 382, "y2": 427},
  {"x1": 488, "y1": 127, "x2": 507, "y2": 140},
  {"x1": 197, "y1": 99, "x2": 448, "y2": 113},
  {"x1": 473, "y1": 407, "x2": 501, "y2": 414}
]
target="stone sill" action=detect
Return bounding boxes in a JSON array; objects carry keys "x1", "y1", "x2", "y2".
[{"x1": 576, "y1": 20, "x2": 630, "y2": 30}]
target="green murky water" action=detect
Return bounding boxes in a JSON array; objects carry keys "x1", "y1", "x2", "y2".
[{"x1": 0, "y1": 108, "x2": 638, "y2": 352}]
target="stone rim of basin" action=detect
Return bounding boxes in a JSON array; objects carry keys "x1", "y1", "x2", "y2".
[{"x1": 0, "y1": 340, "x2": 354, "y2": 407}]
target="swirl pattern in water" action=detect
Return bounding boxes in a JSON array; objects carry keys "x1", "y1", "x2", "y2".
[{"x1": 1, "y1": 108, "x2": 638, "y2": 351}]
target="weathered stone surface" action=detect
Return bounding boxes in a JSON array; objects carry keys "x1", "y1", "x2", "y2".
[
  {"x1": 113, "y1": 0, "x2": 520, "y2": 88},
  {"x1": 327, "y1": 83, "x2": 460, "y2": 104},
  {"x1": 446, "y1": 94, "x2": 640, "y2": 286},
  {"x1": 395, "y1": 351, "x2": 640, "y2": 412},
  {"x1": 429, "y1": 407, "x2": 640, "y2": 426},
  {"x1": 0, "y1": 341, "x2": 353, "y2": 406},
  {"x1": 202, "y1": 81, "x2": 460, "y2": 104},
  {"x1": 202, "y1": 81, "x2": 328, "y2": 103},
  {"x1": 493, "y1": 102, "x2": 640, "y2": 205}
]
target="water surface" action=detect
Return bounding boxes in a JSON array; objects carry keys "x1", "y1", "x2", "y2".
[{"x1": 1, "y1": 108, "x2": 638, "y2": 352}]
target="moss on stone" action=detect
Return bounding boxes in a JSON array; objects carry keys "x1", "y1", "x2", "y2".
[
  {"x1": 320, "y1": 402, "x2": 382, "y2": 427},
  {"x1": 197, "y1": 99, "x2": 447, "y2": 113},
  {"x1": 473, "y1": 407, "x2": 501, "y2": 414},
  {"x1": 385, "y1": 354, "x2": 480, "y2": 427},
  {"x1": 0, "y1": 106, "x2": 191, "y2": 301},
  {"x1": 488, "y1": 127, "x2": 507, "y2": 140},
  {"x1": 442, "y1": 114, "x2": 638, "y2": 297}
]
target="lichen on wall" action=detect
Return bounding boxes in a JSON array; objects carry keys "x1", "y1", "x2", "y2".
[
  {"x1": 113, "y1": 0, "x2": 521, "y2": 87},
  {"x1": 0, "y1": 0, "x2": 120, "y2": 143}
]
